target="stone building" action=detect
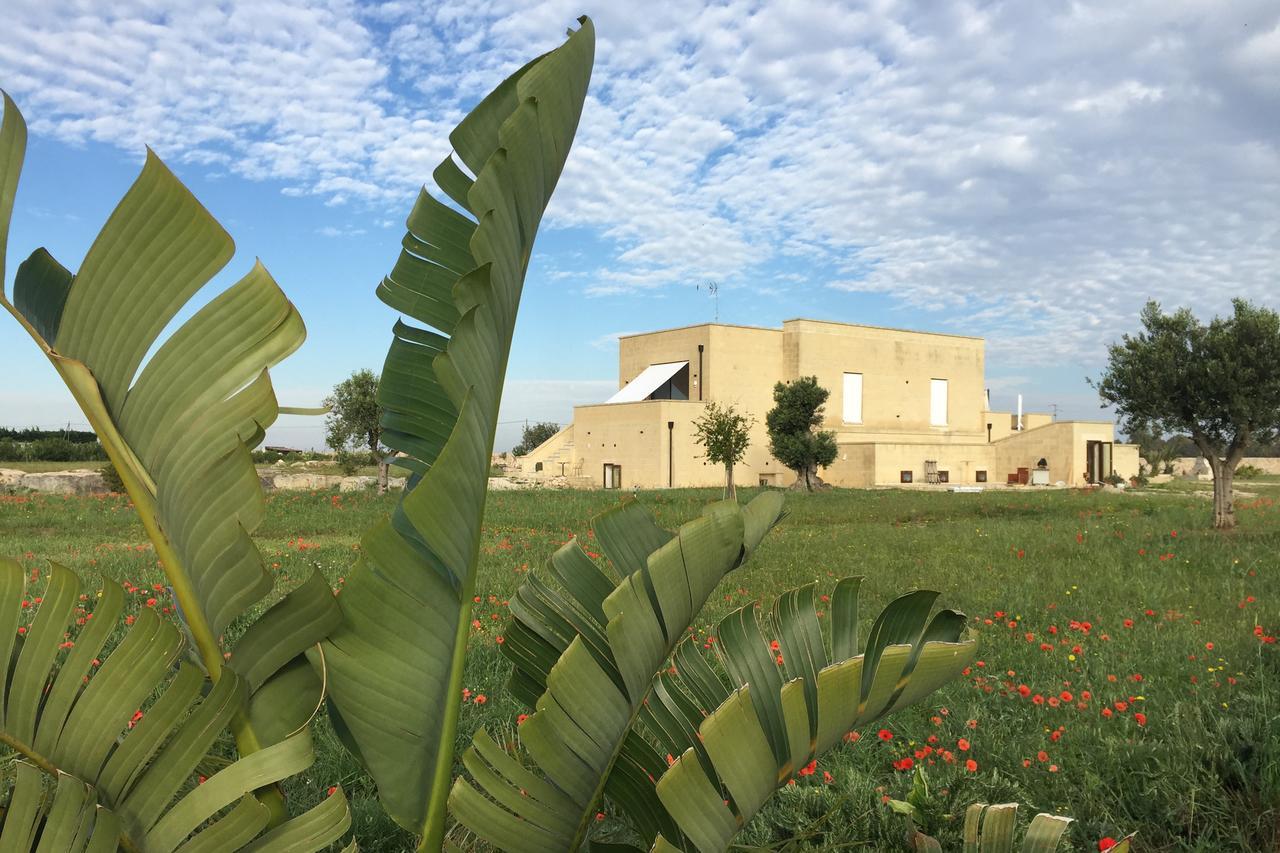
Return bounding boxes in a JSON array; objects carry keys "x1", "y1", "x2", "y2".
[{"x1": 518, "y1": 319, "x2": 1138, "y2": 490}]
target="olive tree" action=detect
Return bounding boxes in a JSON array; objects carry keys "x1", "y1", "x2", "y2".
[
  {"x1": 323, "y1": 368, "x2": 382, "y2": 460},
  {"x1": 1095, "y1": 299, "x2": 1280, "y2": 529},
  {"x1": 512, "y1": 420, "x2": 560, "y2": 456},
  {"x1": 766, "y1": 376, "x2": 838, "y2": 491},
  {"x1": 692, "y1": 401, "x2": 754, "y2": 498}
]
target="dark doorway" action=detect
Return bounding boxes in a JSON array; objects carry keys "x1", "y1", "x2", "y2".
[
  {"x1": 603, "y1": 463, "x2": 622, "y2": 489},
  {"x1": 1086, "y1": 441, "x2": 1112, "y2": 483}
]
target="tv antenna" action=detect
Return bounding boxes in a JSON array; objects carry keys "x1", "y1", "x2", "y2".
[
  {"x1": 1049, "y1": 403, "x2": 1060, "y2": 421},
  {"x1": 699, "y1": 281, "x2": 720, "y2": 322}
]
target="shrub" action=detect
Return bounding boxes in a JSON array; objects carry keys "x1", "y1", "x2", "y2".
[
  {"x1": 27, "y1": 436, "x2": 105, "y2": 461},
  {"x1": 99, "y1": 462, "x2": 125, "y2": 493},
  {"x1": 1236, "y1": 463, "x2": 1265, "y2": 479},
  {"x1": 335, "y1": 448, "x2": 361, "y2": 475}
]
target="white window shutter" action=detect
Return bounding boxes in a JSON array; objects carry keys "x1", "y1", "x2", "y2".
[
  {"x1": 930, "y1": 378, "x2": 948, "y2": 426},
  {"x1": 842, "y1": 372, "x2": 862, "y2": 423}
]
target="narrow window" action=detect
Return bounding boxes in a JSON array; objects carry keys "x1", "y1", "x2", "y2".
[
  {"x1": 930, "y1": 378, "x2": 948, "y2": 426},
  {"x1": 842, "y1": 372, "x2": 863, "y2": 423}
]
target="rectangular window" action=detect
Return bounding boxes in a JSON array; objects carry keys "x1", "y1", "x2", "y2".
[
  {"x1": 842, "y1": 372, "x2": 863, "y2": 423},
  {"x1": 930, "y1": 378, "x2": 948, "y2": 426},
  {"x1": 900, "y1": 470, "x2": 913, "y2": 483},
  {"x1": 976, "y1": 470, "x2": 987, "y2": 483},
  {"x1": 938, "y1": 470, "x2": 949, "y2": 483}
]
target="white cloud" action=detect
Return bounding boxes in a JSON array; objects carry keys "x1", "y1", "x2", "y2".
[
  {"x1": 2, "y1": 0, "x2": 1278, "y2": 367},
  {"x1": 316, "y1": 224, "x2": 367, "y2": 238},
  {"x1": 589, "y1": 330, "x2": 642, "y2": 350}
]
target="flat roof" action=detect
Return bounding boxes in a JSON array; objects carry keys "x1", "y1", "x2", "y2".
[
  {"x1": 616, "y1": 318, "x2": 984, "y2": 342},
  {"x1": 617, "y1": 322, "x2": 778, "y2": 339},
  {"x1": 783, "y1": 317, "x2": 984, "y2": 342}
]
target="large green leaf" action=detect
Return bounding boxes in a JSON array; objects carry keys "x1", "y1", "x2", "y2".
[
  {"x1": 0, "y1": 89, "x2": 342, "y2": 819},
  {"x1": 315, "y1": 17, "x2": 595, "y2": 845},
  {"x1": 948, "y1": 802, "x2": 1135, "y2": 853},
  {"x1": 448, "y1": 493, "x2": 784, "y2": 851},
  {"x1": 647, "y1": 582, "x2": 977, "y2": 852},
  {"x1": 0, "y1": 558, "x2": 351, "y2": 851}
]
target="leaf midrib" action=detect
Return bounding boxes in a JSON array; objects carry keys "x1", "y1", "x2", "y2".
[{"x1": 0, "y1": 730, "x2": 143, "y2": 853}]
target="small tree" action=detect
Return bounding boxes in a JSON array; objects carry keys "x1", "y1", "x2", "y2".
[
  {"x1": 513, "y1": 421, "x2": 560, "y2": 456},
  {"x1": 1095, "y1": 300, "x2": 1280, "y2": 529},
  {"x1": 766, "y1": 376, "x2": 838, "y2": 492},
  {"x1": 323, "y1": 369, "x2": 383, "y2": 460},
  {"x1": 692, "y1": 402, "x2": 754, "y2": 499},
  {"x1": 324, "y1": 369, "x2": 390, "y2": 492}
]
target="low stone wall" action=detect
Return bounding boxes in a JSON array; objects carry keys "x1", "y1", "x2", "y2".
[
  {"x1": 257, "y1": 472, "x2": 407, "y2": 492},
  {"x1": 1, "y1": 467, "x2": 407, "y2": 495},
  {"x1": 0, "y1": 468, "x2": 106, "y2": 495},
  {"x1": 1168, "y1": 456, "x2": 1280, "y2": 477}
]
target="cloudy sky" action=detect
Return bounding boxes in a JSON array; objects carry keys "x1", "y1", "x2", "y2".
[{"x1": 2, "y1": 0, "x2": 1277, "y2": 451}]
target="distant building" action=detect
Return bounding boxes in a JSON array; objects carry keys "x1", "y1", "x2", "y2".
[{"x1": 518, "y1": 319, "x2": 1138, "y2": 489}]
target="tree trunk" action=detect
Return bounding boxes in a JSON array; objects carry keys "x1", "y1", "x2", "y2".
[
  {"x1": 1212, "y1": 465, "x2": 1235, "y2": 530},
  {"x1": 724, "y1": 463, "x2": 736, "y2": 500},
  {"x1": 1192, "y1": 429, "x2": 1247, "y2": 531},
  {"x1": 377, "y1": 460, "x2": 389, "y2": 496}
]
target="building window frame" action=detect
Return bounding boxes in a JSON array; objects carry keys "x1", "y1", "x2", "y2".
[
  {"x1": 842, "y1": 371, "x2": 863, "y2": 424},
  {"x1": 900, "y1": 470, "x2": 913, "y2": 484},
  {"x1": 603, "y1": 463, "x2": 622, "y2": 489},
  {"x1": 930, "y1": 378, "x2": 948, "y2": 427}
]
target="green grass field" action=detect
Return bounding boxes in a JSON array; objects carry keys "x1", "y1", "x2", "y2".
[{"x1": 1, "y1": 486, "x2": 1276, "y2": 851}]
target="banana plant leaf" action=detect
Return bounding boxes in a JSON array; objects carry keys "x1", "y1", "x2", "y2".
[
  {"x1": 646, "y1": 580, "x2": 977, "y2": 852},
  {"x1": 952, "y1": 803, "x2": 1135, "y2": 853},
  {"x1": 0, "y1": 558, "x2": 351, "y2": 852},
  {"x1": 448, "y1": 492, "x2": 785, "y2": 851},
  {"x1": 0, "y1": 87, "x2": 342, "y2": 797},
  {"x1": 313, "y1": 17, "x2": 594, "y2": 846}
]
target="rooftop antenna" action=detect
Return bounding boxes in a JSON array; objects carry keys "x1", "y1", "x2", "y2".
[
  {"x1": 698, "y1": 280, "x2": 719, "y2": 322},
  {"x1": 1049, "y1": 403, "x2": 1060, "y2": 421}
]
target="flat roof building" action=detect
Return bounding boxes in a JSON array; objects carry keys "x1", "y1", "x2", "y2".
[{"x1": 518, "y1": 319, "x2": 1137, "y2": 490}]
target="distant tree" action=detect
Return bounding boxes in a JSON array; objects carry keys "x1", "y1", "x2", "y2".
[
  {"x1": 513, "y1": 421, "x2": 561, "y2": 456},
  {"x1": 766, "y1": 376, "x2": 838, "y2": 492},
  {"x1": 1095, "y1": 300, "x2": 1280, "y2": 529},
  {"x1": 324, "y1": 369, "x2": 383, "y2": 460},
  {"x1": 692, "y1": 402, "x2": 754, "y2": 499}
]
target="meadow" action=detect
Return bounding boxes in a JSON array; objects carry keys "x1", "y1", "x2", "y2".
[{"x1": 1, "y1": 485, "x2": 1276, "y2": 851}]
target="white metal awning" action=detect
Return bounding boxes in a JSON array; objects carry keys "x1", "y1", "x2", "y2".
[{"x1": 605, "y1": 361, "x2": 688, "y2": 403}]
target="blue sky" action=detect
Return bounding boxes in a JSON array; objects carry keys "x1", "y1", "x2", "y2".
[{"x1": 2, "y1": 1, "x2": 1278, "y2": 452}]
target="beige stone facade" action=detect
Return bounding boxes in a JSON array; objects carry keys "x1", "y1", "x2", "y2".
[{"x1": 518, "y1": 319, "x2": 1139, "y2": 490}]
